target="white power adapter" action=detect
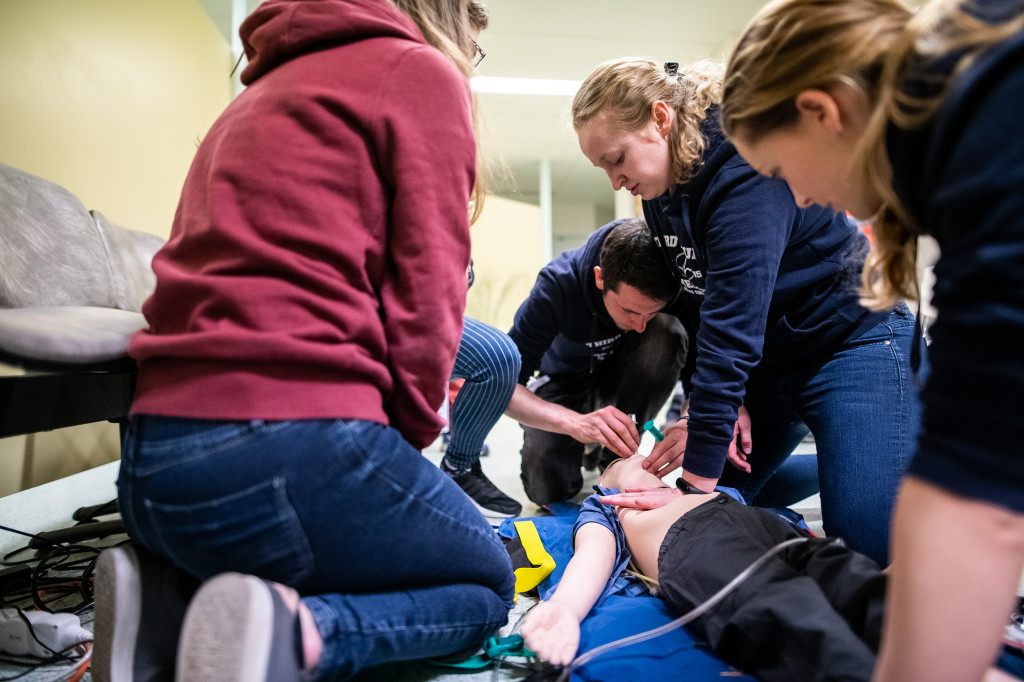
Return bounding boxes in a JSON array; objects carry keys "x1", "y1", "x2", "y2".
[{"x1": 0, "y1": 608, "x2": 92, "y2": 658}]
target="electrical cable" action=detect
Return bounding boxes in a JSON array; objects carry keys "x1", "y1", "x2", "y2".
[
  {"x1": 559, "y1": 536, "x2": 811, "y2": 680},
  {"x1": 0, "y1": 523, "x2": 122, "y2": 616},
  {"x1": 0, "y1": 642, "x2": 92, "y2": 682},
  {"x1": 0, "y1": 639, "x2": 92, "y2": 682},
  {"x1": 0, "y1": 518, "x2": 117, "y2": 682}
]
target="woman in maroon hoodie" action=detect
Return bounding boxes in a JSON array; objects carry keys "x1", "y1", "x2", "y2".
[{"x1": 91, "y1": 1, "x2": 514, "y2": 680}]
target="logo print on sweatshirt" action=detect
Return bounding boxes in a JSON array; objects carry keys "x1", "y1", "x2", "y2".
[
  {"x1": 675, "y1": 246, "x2": 704, "y2": 295},
  {"x1": 586, "y1": 333, "x2": 624, "y2": 364},
  {"x1": 653, "y1": 234, "x2": 703, "y2": 295}
]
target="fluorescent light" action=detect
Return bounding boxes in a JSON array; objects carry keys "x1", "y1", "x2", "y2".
[{"x1": 471, "y1": 76, "x2": 581, "y2": 96}]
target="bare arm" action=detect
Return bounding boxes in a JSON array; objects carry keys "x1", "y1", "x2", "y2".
[
  {"x1": 521, "y1": 523, "x2": 618, "y2": 665},
  {"x1": 505, "y1": 384, "x2": 640, "y2": 458},
  {"x1": 873, "y1": 477, "x2": 1024, "y2": 682}
]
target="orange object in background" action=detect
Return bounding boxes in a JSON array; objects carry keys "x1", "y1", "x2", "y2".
[
  {"x1": 448, "y1": 378, "x2": 465, "y2": 409},
  {"x1": 860, "y1": 223, "x2": 874, "y2": 245},
  {"x1": 849, "y1": 212, "x2": 874, "y2": 245}
]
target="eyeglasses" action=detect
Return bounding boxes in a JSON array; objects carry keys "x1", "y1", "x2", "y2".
[{"x1": 471, "y1": 39, "x2": 486, "y2": 68}]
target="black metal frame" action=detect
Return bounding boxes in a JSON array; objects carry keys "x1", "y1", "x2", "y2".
[{"x1": 0, "y1": 349, "x2": 135, "y2": 439}]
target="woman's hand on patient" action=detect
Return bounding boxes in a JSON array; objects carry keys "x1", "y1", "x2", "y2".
[
  {"x1": 599, "y1": 486, "x2": 681, "y2": 509},
  {"x1": 521, "y1": 600, "x2": 581, "y2": 666},
  {"x1": 646, "y1": 408, "x2": 753, "y2": 476},
  {"x1": 642, "y1": 419, "x2": 688, "y2": 474},
  {"x1": 726, "y1": 405, "x2": 753, "y2": 473}
]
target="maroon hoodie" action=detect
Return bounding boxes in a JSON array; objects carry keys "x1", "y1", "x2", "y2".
[{"x1": 129, "y1": 0, "x2": 475, "y2": 449}]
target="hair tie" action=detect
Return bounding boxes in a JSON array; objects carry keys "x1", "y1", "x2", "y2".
[{"x1": 664, "y1": 62, "x2": 679, "y2": 76}]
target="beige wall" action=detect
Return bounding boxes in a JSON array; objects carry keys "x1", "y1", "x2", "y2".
[
  {"x1": 0, "y1": 0, "x2": 232, "y2": 238},
  {"x1": 0, "y1": 0, "x2": 232, "y2": 492},
  {"x1": 466, "y1": 195, "x2": 544, "y2": 333}
]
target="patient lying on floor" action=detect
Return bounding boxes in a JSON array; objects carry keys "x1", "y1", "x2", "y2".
[{"x1": 521, "y1": 454, "x2": 887, "y2": 682}]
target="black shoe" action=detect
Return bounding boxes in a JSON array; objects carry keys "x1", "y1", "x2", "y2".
[
  {"x1": 93, "y1": 543, "x2": 198, "y2": 682},
  {"x1": 443, "y1": 460, "x2": 522, "y2": 520}
]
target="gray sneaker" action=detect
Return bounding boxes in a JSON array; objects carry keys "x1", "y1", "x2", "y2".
[{"x1": 175, "y1": 573, "x2": 307, "y2": 682}]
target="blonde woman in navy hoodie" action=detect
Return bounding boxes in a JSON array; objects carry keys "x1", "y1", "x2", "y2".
[
  {"x1": 572, "y1": 58, "x2": 924, "y2": 568},
  {"x1": 91, "y1": 1, "x2": 514, "y2": 681},
  {"x1": 721, "y1": 0, "x2": 1024, "y2": 679}
]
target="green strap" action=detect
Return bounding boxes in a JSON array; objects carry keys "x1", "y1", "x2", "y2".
[{"x1": 425, "y1": 634, "x2": 536, "y2": 670}]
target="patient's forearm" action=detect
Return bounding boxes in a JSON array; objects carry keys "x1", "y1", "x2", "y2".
[{"x1": 548, "y1": 523, "x2": 618, "y2": 622}]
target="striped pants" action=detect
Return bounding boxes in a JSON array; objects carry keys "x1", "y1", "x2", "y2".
[{"x1": 444, "y1": 317, "x2": 521, "y2": 469}]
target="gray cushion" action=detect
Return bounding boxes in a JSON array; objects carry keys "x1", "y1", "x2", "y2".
[
  {"x1": 0, "y1": 307, "x2": 147, "y2": 364},
  {"x1": 0, "y1": 162, "x2": 163, "y2": 313},
  {"x1": 0, "y1": 161, "x2": 165, "y2": 364},
  {"x1": 0, "y1": 163, "x2": 116, "y2": 308},
  {"x1": 91, "y1": 210, "x2": 164, "y2": 313}
]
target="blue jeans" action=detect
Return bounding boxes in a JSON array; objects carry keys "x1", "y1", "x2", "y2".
[
  {"x1": 117, "y1": 416, "x2": 515, "y2": 680},
  {"x1": 719, "y1": 304, "x2": 924, "y2": 566},
  {"x1": 446, "y1": 318, "x2": 521, "y2": 470}
]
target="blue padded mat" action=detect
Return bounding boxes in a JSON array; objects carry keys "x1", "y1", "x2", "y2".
[{"x1": 500, "y1": 514, "x2": 754, "y2": 681}]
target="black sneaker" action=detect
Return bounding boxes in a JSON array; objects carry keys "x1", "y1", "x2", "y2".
[{"x1": 443, "y1": 460, "x2": 522, "y2": 520}]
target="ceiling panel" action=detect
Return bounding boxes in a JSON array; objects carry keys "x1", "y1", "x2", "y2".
[{"x1": 198, "y1": 0, "x2": 774, "y2": 212}]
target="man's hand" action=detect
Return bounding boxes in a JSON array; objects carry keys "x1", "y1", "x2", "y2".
[
  {"x1": 521, "y1": 600, "x2": 581, "y2": 666},
  {"x1": 598, "y1": 486, "x2": 681, "y2": 509},
  {"x1": 566, "y1": 406, "x2": 640, "y2": 458}
]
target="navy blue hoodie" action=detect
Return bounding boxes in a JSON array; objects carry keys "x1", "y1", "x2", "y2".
[
  {"x1": 644, "y1": 110, "x2": 887, "y2": 479},
  {"x1": 509, "y1": 221, "x2": 633, "y2": 385},
  {"x1": 887, "y1": 0, "x2": 1024, "y2": 511}
]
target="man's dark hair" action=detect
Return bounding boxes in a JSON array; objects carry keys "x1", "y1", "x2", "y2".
[{"x1": 599, "y1": 218, "x2": 679, "y2": 303}]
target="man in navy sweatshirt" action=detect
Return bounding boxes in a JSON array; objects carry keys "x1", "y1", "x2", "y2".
[{"x1": 505, "y1": 218, "x2": 690, "y2": 507}]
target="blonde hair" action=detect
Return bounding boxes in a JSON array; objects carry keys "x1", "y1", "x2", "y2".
[
  {"x1": 722, "y1": 0, "x2": 1024, "y2": 308},
  {"x1": 572, "y1": 58, "x2": 724, "y2": 187},
  {"x1": 721, "y1": 0, "x2": 910, "y2": 143},
  {"x1": 391, "y1": 0, "x2": 489, "y2": 222},
  {"x1": 467, "y1": 0, "x2": 488, "y2": 32},
  {"x1": 390, "y1": 0, "x2": 475, "y2": 76},
  {"x1": 857, "y1": 0, "x2": 1024, "y2": 307}
]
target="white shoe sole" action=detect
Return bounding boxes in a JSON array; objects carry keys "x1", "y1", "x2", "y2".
[
  {"x1": 92, "y1": 546, "x2": 142, "y2": 682},
  {"x1": 175, "y1": 573, "x2": 276, "y2": 682}
]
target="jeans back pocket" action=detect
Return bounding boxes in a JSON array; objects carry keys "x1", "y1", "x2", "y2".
[{"x1": 144, "y1": 476, "x2": 315, "y2": 586}]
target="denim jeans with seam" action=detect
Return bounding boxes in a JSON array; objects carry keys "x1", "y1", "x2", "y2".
[
  {"x1": 117, "y1": 415, "x2": 515, "y2": 680},
  {"x1": 719, "y1": 303, "x2": 925, "y2": 566}
]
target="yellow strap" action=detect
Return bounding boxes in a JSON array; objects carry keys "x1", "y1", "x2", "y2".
[{"x1": 512, "y1": 520, "x2": 556, "y2": 594}]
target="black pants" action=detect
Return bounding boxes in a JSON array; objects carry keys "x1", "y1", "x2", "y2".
[
  {"x1": 657, "y1": 495, "x2": 886, "y2": 682},
  {"x1": 519, "y1": 313, "x2": 688, "y2": 505}
]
